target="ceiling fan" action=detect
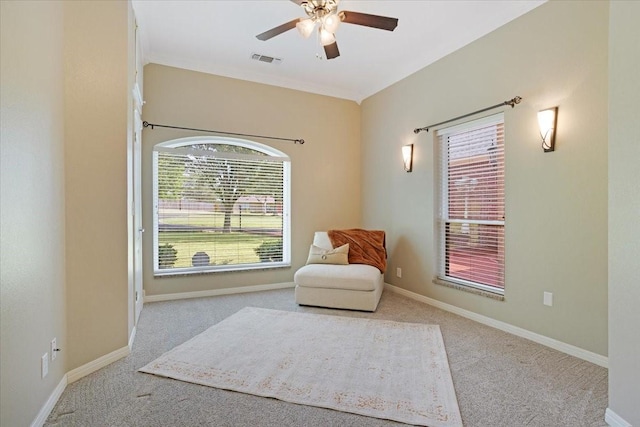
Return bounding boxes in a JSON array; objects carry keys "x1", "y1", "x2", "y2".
[{"x1": 256, "y1": 0, "x2": 398, "y2": 60}]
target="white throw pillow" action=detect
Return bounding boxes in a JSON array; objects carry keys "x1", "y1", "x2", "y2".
[{"x1": 306, "y1": 243, "x2": 349, "y2": 265}]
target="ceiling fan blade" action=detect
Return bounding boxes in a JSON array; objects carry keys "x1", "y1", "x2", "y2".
[
  {"x1": 339, "y1": 11, "x2": 398, "y2": 31},
  {"x1": 256, "y1": 18, "x2": 300, "y2": 41},
  {"x1": 324, "y1": 41, "x2": 340, "y2": 60},
  {"x1": 289, "y1": 0, "x2": 305, "y2": 5}
]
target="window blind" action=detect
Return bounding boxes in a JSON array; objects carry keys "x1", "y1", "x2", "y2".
[
  {"x1": 153, "y1": 143, "x2": 290, "y2": 275},
  {"x1": 436, "y1": 114, "x2": 505, "y2": 292}
]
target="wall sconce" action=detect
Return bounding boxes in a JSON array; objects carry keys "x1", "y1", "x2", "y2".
[
  {"x1": 402, "y1": 144, "x2": 414, "y2": 172},
  {"x1": 538, "y1": 107, "x2": 558, "y2": 152}
]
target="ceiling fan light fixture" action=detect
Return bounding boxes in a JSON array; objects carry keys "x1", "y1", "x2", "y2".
[
  {"x1": 256, "y1": 0, "x2": 398, "y2": 61},
  {"x1": 322, "y1": 12, "x2": 341, "y2": 33},
  {"x1": 296, "y1": 18, "x2": 316, "y2": 39},
  {"x1": 319, "y1": 27, "x2": 336, "y2": 46}
]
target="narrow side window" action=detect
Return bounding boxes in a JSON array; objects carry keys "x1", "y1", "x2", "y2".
[{"x1": 436, "y1": 114, "x2": 505, "y2": 295}]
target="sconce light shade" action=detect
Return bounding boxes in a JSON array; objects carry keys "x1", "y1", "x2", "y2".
[
  {"x1": 402, "y1": 144, "x2": 414, "y2": 172},
  {"x1": 538, "y1": 107, "x2": 558, "y2": 152}
]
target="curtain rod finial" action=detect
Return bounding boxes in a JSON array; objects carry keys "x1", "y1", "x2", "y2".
[{"x1": 508, "y1": 96, "x2": 522, "y2": 107}]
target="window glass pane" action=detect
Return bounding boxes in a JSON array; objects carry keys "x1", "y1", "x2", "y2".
[
  {"x1": 447, "y1": 124, "x2": 504, "y2": 222},
  {"x1": 153, "y1": 139, "x2": 289, "y2": 275},
  {"x1": 444, "y1": 223, "x2": 504, "y2": 289}
]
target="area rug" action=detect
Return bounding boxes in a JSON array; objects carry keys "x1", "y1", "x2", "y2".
[{"x1": 139, "y1": 307, "x2": 462, "y2": 427}]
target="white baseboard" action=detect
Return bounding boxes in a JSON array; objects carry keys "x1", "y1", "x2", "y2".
[
  {"x1": 30, "y1": 282, "x2": 294, "y2": 426},
  {"x1": 31, "y1": 345, "x2": 130, "y2": 425},
  {"x1": 31, "y1": 341, "x2": 132, "y2": 425},
  {"x1": 385, "y1": 284, "x2": 609, "y2": 368},
  {"x1": 605, "y1": 408, "x2": 632, "y2": 427},
  {"x1": 144, "y1": 282, "x2": 296, "y2": 303},
  {"x1": 30, "y1": 374, "x2": 67, "y2": 427},
  {"x1": 66, "y1": 345, "x2": 130, "y2": 384}
]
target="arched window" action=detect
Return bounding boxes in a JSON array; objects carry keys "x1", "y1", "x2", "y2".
[{"x1": 153, "y1": 137, "x2": 290, "y2": 275}]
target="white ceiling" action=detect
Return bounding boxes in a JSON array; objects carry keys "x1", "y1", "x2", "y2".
[{"x1": 132, "y1": 0, "x2": 545, "y2": 103}]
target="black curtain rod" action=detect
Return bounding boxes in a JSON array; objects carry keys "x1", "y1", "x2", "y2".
[
  {"x1": 413, "y1": 96, "x2": 522, "y2": 134},
  {"x1": 142, "y1": 121, "x2": 305, "y2": 144}
]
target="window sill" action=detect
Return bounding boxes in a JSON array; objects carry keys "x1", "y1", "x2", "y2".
[
  {"x1": 433, "y1": 277, "x2": 505, "y2": 301},
  {"x1": 154, "y1": 262, "x2": 291, "y2": 278}
]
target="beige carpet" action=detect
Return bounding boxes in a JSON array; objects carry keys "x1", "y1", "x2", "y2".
[{"x1": 139, "y1": 307, "x2": 462, "y2": 427}]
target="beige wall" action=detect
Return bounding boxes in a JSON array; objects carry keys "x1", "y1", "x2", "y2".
[
  {"x1": 2, "y1": 1, "x2": 136, "y2": 423},
  {"x1": 64, "y1": 0, "x2": 131, "y2": 370},
  {"x1": 142, "y1": 64, "x2": 361, "y2": 296},
  {"x1": 361, "y1": 1, "x2": 609, "y2": 355},
  {"x1": 608, "y1": 1, "x2": 640, "y2": 424},
  {"x1": 0, "y1": 1, "x2": 67, "y2": 425}
]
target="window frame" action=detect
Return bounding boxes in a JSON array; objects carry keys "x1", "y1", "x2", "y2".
[
  {"x1": 435, "y1": 113, "x2": 505, "y2": 296},
  {"x1": 152, "y1": 136, "x2": 291, "y2": 276}
]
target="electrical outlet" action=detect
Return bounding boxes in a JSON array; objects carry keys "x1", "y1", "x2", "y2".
[
  {"x1": 543, "y1": 292, "x2": 553, "y2": 306},
  {"x1": 51, "y1": 338, "x2": 57, "y2": 361},
  {"x1": 41, "y1": 353, "x2": 49, "y2": 378},
  {"x1": 396, "y1": 267, "x2": 402, "y2": 278}
]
